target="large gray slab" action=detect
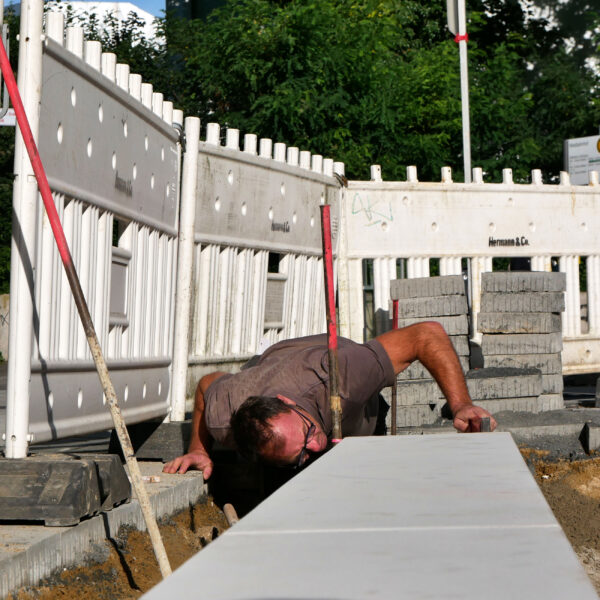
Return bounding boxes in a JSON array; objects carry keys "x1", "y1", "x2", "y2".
[
  {"x1": 143, "y1": 434, "x2": 597, "y2": 599},
  {"x1": 480, "y1": 292, "x2": 565, "y2": 313},
  {"x1": 483, "y1": 352, "x2": 562, "y2": 374},
  {"x1": 478, "y1": 311, "x2": 562, "y2": 333},
  {"x1": 390, "y1": 275, "x2": 466, "y2": 299},
  {"x1": 482, "y1": 271, "x2": 566, "y2": 293},
  {"x1": 482, "y1": 332, "x2": 563, "y2": 354},
  {"x1": 393, "y1": 295, "x2": 468, "y2": 318}
]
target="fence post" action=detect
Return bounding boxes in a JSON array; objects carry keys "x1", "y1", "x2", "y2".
[
  {"x1": 5, "y1": 0, "x2": 43, "y2": 458},
  {"x1": 170, "y1": 117, "x2": 201, "y2": 422}
]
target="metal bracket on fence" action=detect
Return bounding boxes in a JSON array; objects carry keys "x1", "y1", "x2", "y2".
[
  {"x1": 172, "y1": 120, "x2": 185, "y2": 152},
  {"x1": 0, "y1": 24, "x2": 9, "y2": 120}
]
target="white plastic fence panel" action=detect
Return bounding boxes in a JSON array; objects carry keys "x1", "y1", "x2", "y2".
[
  {"x1": 338, "y1": 169, "x2": 600, "y2": 374},
  {"x1": 8, "y1": 13, "x2": 181, "y2": 444},
  {"x1": 189, "y1": 132, "x2": 340, "y2": 366}
]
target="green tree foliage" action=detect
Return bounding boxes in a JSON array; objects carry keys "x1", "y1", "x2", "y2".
[{"x1": 140, "y1": 0, "x2": 598, "y2": 183}]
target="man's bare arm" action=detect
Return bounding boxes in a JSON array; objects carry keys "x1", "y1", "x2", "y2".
[
  {"x1": 162, "y1": 371, "x2": 226, "y2": 477},
  {"x1": 376, "y1": 322, "x2": 497, "y2": 432}
]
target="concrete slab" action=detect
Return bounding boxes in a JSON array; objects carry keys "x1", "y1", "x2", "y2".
[{"x1": 143, "y1": 434, "x2": 598, "y2": 599}]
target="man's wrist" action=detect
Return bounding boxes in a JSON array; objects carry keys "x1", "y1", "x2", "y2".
[{"x1": 450, "y1": 400, "x2": 473, "y2": 416}]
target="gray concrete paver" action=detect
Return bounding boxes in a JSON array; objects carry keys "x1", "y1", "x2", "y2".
[{"x1": 143, "y1": 434, "x2": 597, "y2": 599}]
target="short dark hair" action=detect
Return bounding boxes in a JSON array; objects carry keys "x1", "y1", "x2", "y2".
[{"x1": 230, "y1": 396, "x2": 292, "y2": 460}]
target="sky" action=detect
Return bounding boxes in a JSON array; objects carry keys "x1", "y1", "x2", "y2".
[{"x1": 131, "y1": 0, "x2": 165, "y2": 17}]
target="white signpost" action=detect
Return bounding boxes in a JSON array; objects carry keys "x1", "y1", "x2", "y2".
[{"x1": 564, "y1": 134, "x2": 600, "y2": 185}]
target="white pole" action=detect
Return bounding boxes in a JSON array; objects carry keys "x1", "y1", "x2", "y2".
[
  {"x1": 5, "y1": 0, "x2": 43, "y2": 458},
  {"x1": 170, "y1": 117, "x2": 200, "y2": 422},
  {"x1": 457, "y1": 0, "x2": 472, "y2": 184}
]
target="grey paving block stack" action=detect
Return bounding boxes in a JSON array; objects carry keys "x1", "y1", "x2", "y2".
[
  {"x1": 478, "y1": 272, "x2": 566, "y2": 412},
  {"x1": 389, "y1": 275, "x2": 470, "y2": 429}
]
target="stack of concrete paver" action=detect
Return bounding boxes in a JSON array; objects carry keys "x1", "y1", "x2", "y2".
[
  {"x1": 478, "y1": 271, "x2": 566, "y2": 412},
  {"x1": 388, "y1": 275, "x2": 470, "y2": 428}
]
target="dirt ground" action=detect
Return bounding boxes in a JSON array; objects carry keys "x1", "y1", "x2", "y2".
[
  {"x1": 523, "y1": 448, "x2": 600, "y2": 594},
  {"x1": 8, "y1": 452, "x2": 600, "y2": 598},
  {"x1": 7, "y1": 497, "x2": 230, "y2": 600}
]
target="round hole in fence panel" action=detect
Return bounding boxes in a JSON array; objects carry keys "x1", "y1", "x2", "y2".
[
  {"x1": 228, "y1": 170, "x2": 234, "y2": 185},
  {"x1": 98, "y1": 104, "x2": 103, "y2": 123},
  {"x1": 292, "y1": 212, "x2": 297, "y2": 224},
  {"x1": 57, "y1": 123, "x2": 63, "y2": 144},
  {"x1": 145, "y1": 135, "x2": 149, "y2": 151},
  {"x1": 268, "y1": 207, "x2": 273, "y2": 220},
  {"x1": 87, "y1": 138, "x2": 92, "y2": 157},
  {"x1": 158, "y1": 380, "x2": 162, "y2": 396},
  {"x1": 150, "y1": 174, "x2": 155, "y2": 189},
  {"x1": 310, "y1": 216, "x2": 315, "y2": 227},
  {"x1": 489, "y1": 222, "x2": 496, "y2": 233},
  {"x1": 281, "y1": 183, "x2": 285, "y2": 196},
  {"x1": 431, "y1": 222, "x2": 438, "y2": 232},
  {"x1": 124, "y1": 385, "x2": 129, "y2": 402},
  {"x1": 112, "y1": 152, "x2": 117, "y2": 170},
  {"x1": 529, "y1": 222, "x2": 536, "y2": 232},
  {"x1": 48, "y1": 392, "x2": 54, "y2": 410},
  {"x1": 77, "y1": 389, "x2": 83, "y2": 409},
  {"x1": 241, "y1": 202, "x2": 247, "y2": 216},
  {"x1": 508, "y1": 197, "x2": 514, "y2": 205},
  {"x1": 581, "y1": 222, "x2": 588, "y2": 231},
  {"x1": 402, "y1": 196, "x2": 410, "y2": 206},
  {"x1": 132, "y1": 164, "x2": 137, "y2": 180},
  {"x1": 123, "y1": 121, "x2": 128, "y2": 138},
  {"x1": 142, "y1": 383, "x2": 147, "y2": 399},
  {"x1": 215, "y1": 197, "x2": 221, "y2": 211},
  {"x1": 381, "y1": 221, "x2": 388, "y2": 232},
  {"x1": 71, "y1": 87, "x2": 77, "y2": 107}
]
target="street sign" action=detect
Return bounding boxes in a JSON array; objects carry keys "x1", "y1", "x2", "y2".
[{"x1": 564, "y1": 135, "x2": 600, "y2": 185}]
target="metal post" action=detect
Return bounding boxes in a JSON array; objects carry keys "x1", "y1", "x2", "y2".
[
  {"x1": 457, "y1": 0, "x2": 472, "y2": 183},
  {"x1": 5, "y1": 0, "x2": 43, "y2": 459},
  {"x1": 170, "y1": 117, "x2": 200, "y2": 422}
]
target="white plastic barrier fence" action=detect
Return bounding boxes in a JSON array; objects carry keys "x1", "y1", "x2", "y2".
[
  {"x1": 5, "y1": 7, "x2": 181, "y2": 455},
  {"x1": 170, "y1": 122, "x2": 342, "y2": 413},
  {"x1": 337, "y1": 165, "x2": 600, "y2": 375}
]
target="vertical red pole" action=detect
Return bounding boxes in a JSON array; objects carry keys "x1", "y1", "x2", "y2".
[
  {"x1": 320, "y1": 204, "x2": 342, "y2": 442},
  {"x1": 391, "y1": 299, "x2": 399, "y2": 435}
]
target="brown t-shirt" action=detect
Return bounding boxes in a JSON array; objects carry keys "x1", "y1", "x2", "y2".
[{"x1": 204, "y1": 334, "x2": 395, "y2": 445}]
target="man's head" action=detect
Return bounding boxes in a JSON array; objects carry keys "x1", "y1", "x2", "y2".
[{"x1": 231, "y1": 395, "x2": 328, "y2": 467}]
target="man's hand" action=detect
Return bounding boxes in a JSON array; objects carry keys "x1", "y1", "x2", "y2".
[
  {"x1": 162, "y1": 451, "x2": 214, "y2": 479},
  {"x1": 452, "y1": 404, "x2": 497, "y2": 433}
]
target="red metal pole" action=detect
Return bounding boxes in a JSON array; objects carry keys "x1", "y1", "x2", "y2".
[
  {"x1": 320, "y1": 204, "x2": 342, "y2": 442},
  {"x1": 391, "y1": 299, "x2": 399, "y2": 435},
  {"x1": 0, "y1": 36, "x2": 172, "y2": 577}
]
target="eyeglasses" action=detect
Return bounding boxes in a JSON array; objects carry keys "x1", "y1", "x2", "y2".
[{"x1": 288, "y1": 405, "x2": 315, "y2": 469}]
